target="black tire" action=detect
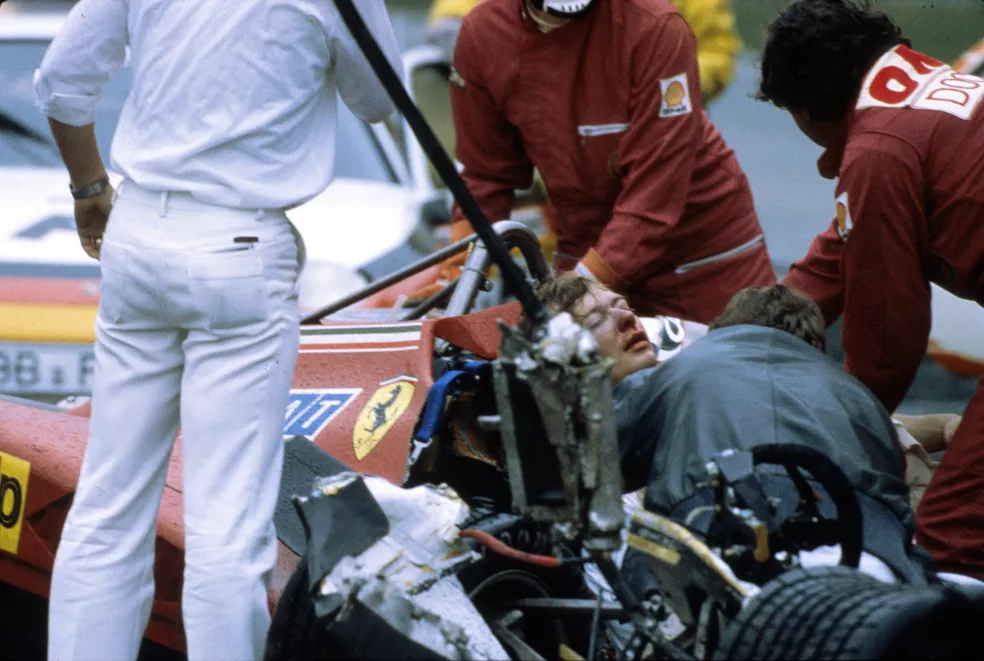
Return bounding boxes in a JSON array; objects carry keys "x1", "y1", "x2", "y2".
[
  {"x1": 264, "y1": 560, "x2": 323, "y2": 661},
  {"x1": 713, "y1": 566, "x2": 984, "y2": 660}
]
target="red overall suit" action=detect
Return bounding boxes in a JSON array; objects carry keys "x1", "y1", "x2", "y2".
[
  {"x1": 782, "y1": 45, "x2": 984, "y2": 580},
  {"x1": 449, "y1": 0, "x2": 775, "y2": 323}
]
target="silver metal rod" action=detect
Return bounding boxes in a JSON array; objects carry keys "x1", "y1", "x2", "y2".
[
  {"x1": 300, "y1": 235, "x2": 477, "y2": 324},
  {"x1": 301, "y1": 220, "x2": 551, "y2": 325}
]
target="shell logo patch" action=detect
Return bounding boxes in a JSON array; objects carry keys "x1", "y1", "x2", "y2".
[
  {"x1": 0, "y1": 451, "x2": 31, "y2": 555},
  {"x1": 352, "y1": 375, "x2": 417, "y2": 461},
  {"x1": 659, "y1": 73, "x2": 692, "y2": 118},
  {"x1": 835, "y1": 191, "x2": 853, "y2": 240}
]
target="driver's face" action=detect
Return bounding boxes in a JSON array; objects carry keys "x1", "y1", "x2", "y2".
[{"x1": 571, "y1": 285, "x2": 658, "y2": 384}]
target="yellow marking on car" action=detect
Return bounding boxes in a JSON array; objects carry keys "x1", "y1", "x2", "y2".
[
  {"x1": 559, "y1": 644, "x2": 586, "y2": 661},
  {"x1": 0, "y1": 303, "x2": 97, "y2": 343},
  {"x1": 0, "y1": 451, "x2": 31, "y2": 555},
  {"x1": 630, "y1": 508, "x2": 753, "y2": 598},
  {"x1": 352, "y1": 376, "x2": 417, "y2": 461},
  {"x1": 627, "y1": 532, "x2": 682, "y2": 566}
]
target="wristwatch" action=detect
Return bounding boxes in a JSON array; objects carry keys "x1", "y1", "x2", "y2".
[{"x1": 70, "y1": 175, "x2": 111, "y2": 200}]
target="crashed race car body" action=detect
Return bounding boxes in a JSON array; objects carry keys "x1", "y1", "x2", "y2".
[
  {"x1": 0, "y1": 304, "x2": 500, "y2": 654},
  {"x1": 3, "y1": 219, "x2": 983, "y2": 660},
  {"x1": 259, "y1": 292, "x2": 984, "y2": 661},
  {"x1": 0, "y1": 218, "x2": 705, "y2": 657}
]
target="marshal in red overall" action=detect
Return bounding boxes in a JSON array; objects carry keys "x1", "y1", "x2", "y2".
[
  {"x1": 757, "y1": 0, "x2": 984, "y2": 581},
  {"x1": 447, "y1": 0, "x2": 776, "y2": 323}
]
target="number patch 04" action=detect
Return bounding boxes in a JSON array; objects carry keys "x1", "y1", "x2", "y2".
[{"x1": 858, "y1": 45, "x2": 984, "y2": 120}]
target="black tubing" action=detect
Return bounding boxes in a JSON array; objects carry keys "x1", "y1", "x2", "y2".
[{"x1": 751, "y1": 444, "x2": 863, "y2": 569}]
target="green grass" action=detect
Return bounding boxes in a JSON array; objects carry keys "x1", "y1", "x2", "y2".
[{"x1": 735, "y1": 0, "x2": 984, "y2": 61}]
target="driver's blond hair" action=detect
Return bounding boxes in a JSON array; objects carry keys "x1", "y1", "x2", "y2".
[{"x1": 518, "y1": 273, "x2": 600, "y2": 336}]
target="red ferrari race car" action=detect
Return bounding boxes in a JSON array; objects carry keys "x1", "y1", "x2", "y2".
[
  {"x1": 0, "y1": 221, "x2": 571, "y2": 660},
  {"x1": 4, "y1": 221, "x2": 984, "y2": 661},
  {"x1": 5, "y1": 4, "x2": 984, "y2": 655}
]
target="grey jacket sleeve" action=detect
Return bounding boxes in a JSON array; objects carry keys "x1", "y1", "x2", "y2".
[{"x1": 328, "y1": 0, "x2": 402, "y2": 123}]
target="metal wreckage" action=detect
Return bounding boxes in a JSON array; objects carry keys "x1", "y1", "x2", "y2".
[
  {"x1": 263, "y1": 298, "x2": 984, "y2": 661},
  {"x1": 259, "y1": 3, "x2": 984, "y2": 660}
]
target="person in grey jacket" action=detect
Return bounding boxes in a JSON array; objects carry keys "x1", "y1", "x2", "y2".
[{"x1": 533, "y1": 275, "x2": 926, "y2": 582}]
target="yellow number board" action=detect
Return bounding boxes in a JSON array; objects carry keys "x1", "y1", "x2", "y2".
[{"x1": 0, "y1": 451, "x2": 31, "y2": 555}]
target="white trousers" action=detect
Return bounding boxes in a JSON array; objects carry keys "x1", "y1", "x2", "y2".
[{"x1": 48, "y1": 182, "x2": 302, "y2": 661}]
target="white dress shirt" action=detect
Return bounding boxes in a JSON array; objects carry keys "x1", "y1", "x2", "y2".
[{"x1": 35, "y1": 0, "x2": 402, "y2": 210}]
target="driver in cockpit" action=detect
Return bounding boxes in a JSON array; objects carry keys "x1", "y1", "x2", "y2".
[{"x1": 526, "y1": 275, "x2": 936, "y2": 584}]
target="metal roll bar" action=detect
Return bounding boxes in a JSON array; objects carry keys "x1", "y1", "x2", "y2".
[
  {"x1": 442, "y1": 220, "x2": 551, "y2": 319},
  {"x1": 301, "y1": 220, "x2": 552, "y2": 325}
]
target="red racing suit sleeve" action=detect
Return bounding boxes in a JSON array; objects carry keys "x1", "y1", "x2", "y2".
[
  {"x1": 448, "y1": 15, "x2": 535, "y2": 225},
  {"x1": 581, "y1": 14, "x2": 701, "y2": 289},
  {"x1": 782, "y1": 221, "x2": 846, "y2": 327},
  {"x1": 837, "y1": 136, "x2": 931, "y2": 413}
]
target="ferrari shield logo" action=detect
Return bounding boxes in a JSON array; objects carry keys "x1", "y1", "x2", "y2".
[
  {"x1": 0, "y1": 451, "x2": 31, "y2": 555},
  {"x1": 352, "y1": 375, "x2": 417, "y2": 460}
]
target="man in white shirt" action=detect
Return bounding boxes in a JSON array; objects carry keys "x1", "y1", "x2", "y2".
[{"x1": 34, "y1": 1, "x2": 401, "y2": 659}]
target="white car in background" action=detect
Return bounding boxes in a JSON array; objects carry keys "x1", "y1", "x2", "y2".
[{"x1": 0, "y1": 0, "x2": 452, "y2": 398}]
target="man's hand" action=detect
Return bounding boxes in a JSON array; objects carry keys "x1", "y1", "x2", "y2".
[
  {"x1": 895, "y1": 413, "x2": 961, "y2": 454},
  {"x1": 45, "y1": 119, "x2": 112, "y2": 259},
  {"x1": 574, "y1": 248, "x2": 629, "y2": 291},
  {"x1": 75, "y1": 185, "x2": 115, "y2": 260},
  {"x1": 943, "y1": 414, "x2": 961, "y2": 445}
]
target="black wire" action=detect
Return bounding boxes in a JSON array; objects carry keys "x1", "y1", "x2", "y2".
[{"x1": 467, "y1": 570, "x2": 569, "y2": 650}]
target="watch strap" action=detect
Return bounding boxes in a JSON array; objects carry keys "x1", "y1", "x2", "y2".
[{"x1": 70, "y1": 175, "x2": 111, "y2": 200}]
